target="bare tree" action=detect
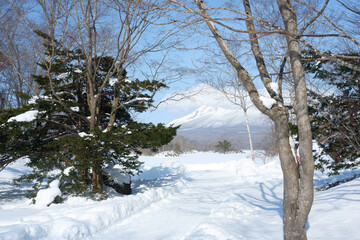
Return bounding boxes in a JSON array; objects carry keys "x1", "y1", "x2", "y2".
[
  {"x1": 0, "y1": 0, "x2": 40, "y2": 109},
  {"x1": 214, "y1": 69, "x2": 255, "y2": 161},
  {"x1": 167, "y1": 0, "x2": 360, "y2": 236},
  {"x1": 166, "y1": 0, "x2": 322, "y2": 238}
]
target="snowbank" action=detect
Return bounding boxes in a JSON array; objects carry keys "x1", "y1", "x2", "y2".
[
  {"x1": 0, "y1": 151, "x2": 359, "y2": 240},
  {"x1": 0, "y1": 158, "x2": 188, "y2": 240}
]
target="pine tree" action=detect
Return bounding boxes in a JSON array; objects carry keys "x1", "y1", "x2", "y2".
[
  {"x1": 304, "y1": 51, "x2": 360, "y2": 174},
  {"x1": 214, "y1": 140, "x2": 231, "y2": 153},
  {"x1": 0, "y1": 32, "x2": 177, "y2": 201}
]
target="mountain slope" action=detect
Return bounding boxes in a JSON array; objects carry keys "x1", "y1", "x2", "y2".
[
  {"x1": 168, "y1": 105, "x2": 271, "y2": 148},
  {"x1": 168, "y1": 105, "x2": 245, "y2": 130}
]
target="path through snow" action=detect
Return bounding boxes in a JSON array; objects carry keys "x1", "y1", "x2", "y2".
[
  {"x1": 1, "y1": 152, "x2": 360, "y2": 239},
  {"x1": 100, "y1": 157, "x2": 284, "y2": 240}
]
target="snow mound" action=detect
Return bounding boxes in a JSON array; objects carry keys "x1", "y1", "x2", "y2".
[
  {"x1": 185, "y1": 223, "x2": 237, "y2": 240},
  {"x1": 0, "y1": 160, "x2": 188, "y2": 240},
  {"x1": 234, "y1": 159, "x2": 258, "y2": 178},
  {"x1": 35, "y1": 180, "x2": 62, "y2": 207}
]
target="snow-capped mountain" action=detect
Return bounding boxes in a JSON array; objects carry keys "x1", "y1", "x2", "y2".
[
  {"x1": 168, "y1": 105, "x2": 244, "y2": 130},
  {"x1": 168, "y1": 105, "x2": 269, "y2": 129},
  {"x1": 168, "y1": 105, "x2": 271, "y2": 147}
]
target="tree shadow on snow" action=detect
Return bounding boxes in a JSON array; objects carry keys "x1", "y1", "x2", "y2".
[
  {"x1": 132, "y1": 175, "x2": 180, "y2": 194},
  {"x1": 0, "y1": 182, "x2": 32, "y2": 204},
  {"x1": 130, "y1": 165, "x2": 186, "y2": 194},
  {"x1": 234, "y1": 182, "x2": 283, "y2": 218}
]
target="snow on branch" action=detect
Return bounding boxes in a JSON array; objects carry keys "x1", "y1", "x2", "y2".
[{"x1": 7, "y1": 110, "x2": 39, "y2": 122}]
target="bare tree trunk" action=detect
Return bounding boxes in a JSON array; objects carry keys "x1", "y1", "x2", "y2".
[
  {"x1": 243, "y1": 109, "x2": 255, "y2": 161},
  {"x1": 277, "y1": 1, "x2": 314, "y2": 239},
  {"x1": 274, "y1": 111, "x2": 303, "y2": 239},
  {"x1": 189, "y1": 0, "x2": 314, "y2": 239}
]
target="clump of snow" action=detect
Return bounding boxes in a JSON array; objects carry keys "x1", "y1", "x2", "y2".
[
  {"x1": 124, "y1": 97, "x2": 151, "y2": 105},
  {"x1": 78, "y1": 132, "x2": 94, "y2": 138},
  {"x1": 56, "y1": 72, "x2": 70, "y2": 80},
  {"x1": 135, "y1": 97, "x2": 151, "y2": 101},
  {"x1": 70, "y1": 106, "x2": 79, "y2": 112},
  {"x1": 259, "y1": 96, "x2": 276, "y2": 109},
  {"x1": 64, "y1": 167, "x2": 74, "y2": 176},
  {"x1": 269, "y1": 82, "x2": 279, "y2": 95},
  {"x1": 28, "y1": 97, "x2": 37, "y2": 105},
  {"x1": 7, "y1": 110, "x2": 39, "y2": 123},
  {"x1": 35, "y1": 180, "x2": 62, "y2": 207},
  {"x1": 47, "y1": 169, "x2": 62, "y2": 177},
  {"x1": 74, "y1": 68, "x2": 82, "y2": 73},
  {"x1": 28, "y1": 96, "x2": 49, "y2": 104},
  {"x1": 109, "y1": 78, "x2": 118, "y2": 86}
]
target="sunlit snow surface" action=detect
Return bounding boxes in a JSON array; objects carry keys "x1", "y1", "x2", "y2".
[
  {"x1": 0, "y1": 152, "x2": 359, "y2": 240},
  {"x1": 7, "y1": 110, "x2": 39, "y2": 122}
]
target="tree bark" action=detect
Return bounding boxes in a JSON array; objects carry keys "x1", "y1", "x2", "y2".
[
  {"x1": 92, "y1": 166, "x2": 103, "y2": 193},
  {"x1": 277, "y1": 0, "x2": 314, "y2": 239},
  {"x1": 190, "y1": 1, "x2": 314, "y2": 239}
]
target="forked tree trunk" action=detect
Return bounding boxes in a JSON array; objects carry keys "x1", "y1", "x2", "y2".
[
  {"x1": 191, "y1": 1, "x2": 314, "y2": 239},
  {"x1": 274, "y1": 111, "x2": 306, "y2": 239},
  {"x1": 277, "y1": 1, "x2": 314, "y2": 239}
]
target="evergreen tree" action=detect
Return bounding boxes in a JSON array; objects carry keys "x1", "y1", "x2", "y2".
[
  {"x1": 214, "y1": 140, "x2": 231, "y2": 153},
  {"x1": 304, "y1": 51, "x2": 360, "y2": 174},
  {"x1": 0, "y1": 32, "x2": 177, "y2": 201}
]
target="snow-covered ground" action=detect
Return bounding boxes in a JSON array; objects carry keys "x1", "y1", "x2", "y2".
[{"x1": 0, "y1": 152, "x2": 359, "y2": 240}]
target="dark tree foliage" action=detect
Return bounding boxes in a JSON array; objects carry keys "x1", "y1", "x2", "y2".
[
  {"x1": 214, "y1": 140, "x2": 231, "y2": 153},
  {"x1": 304, "y1": 51, "x2": 360, "y2": 174},
  {"x1": 0, "y1": 33, "x2": 177, "y2": 201}
]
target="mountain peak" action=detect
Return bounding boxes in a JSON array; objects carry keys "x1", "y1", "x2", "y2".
[{"x1": 168, "y1": 105, "x2": 242, "y2": 130}]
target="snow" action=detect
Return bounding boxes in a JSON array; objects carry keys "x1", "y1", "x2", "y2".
[
  {"x1": 105, "y1": 164, "x2": 131, "y2": 184},
  {"x1": 157, "y1": 84, "x2": 290, "y2": 118},
  {"x1": 35, "y1": 180, "x2": 62, "y2": 207},
  {"x1": 0, "y1": 152, "x2": 360, "y2": 240},
  {"x1": 269, "y1": 82, "x2": 279, "y2": 95},
  {"x1": 7, "y1": 110, "x2": 39, "y2": 122},
  {"x1": 56, "y1": 72, "x2": 70, "y2": 80},
  {"x1": 28, "y1": 96, "x2": 50, "y2": 104},
  {"x1": 168, "y1": 105, "x2": 267, "y2": 130},
  {"x1": 135, "y1": 97, "x2": 150, "y2": 101},
  {"x1": 259, "y1": 96, "x2": 276, "y2": 109},
  {"x1": 124, "y1": 97, "x2": 151, "y2": 105},
  {"x1": 64, "y1": 167, "x2": 74, "y2": 176},
  {"x1": 78, "y1": 132, "x2": 94, "y2": 138},
  {"x1": 109, "y1": 78, "x2": 118, "y2": 86},
  {"x1": 70, "y1": 106, "x2": 79, "y2": 112}
]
